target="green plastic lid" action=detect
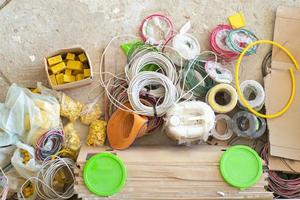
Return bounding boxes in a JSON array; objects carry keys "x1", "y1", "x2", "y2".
[
  {"x1": 83, "y1": 153, "x2": 127, "y2": 196},
  {"x1": 220, "y1": 145, "x2": 262, "y2": 190}
]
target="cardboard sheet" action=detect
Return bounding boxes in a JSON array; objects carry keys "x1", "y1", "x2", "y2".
[{"x1": 266, "y1": 6, "x2": 300, "y2": 162}]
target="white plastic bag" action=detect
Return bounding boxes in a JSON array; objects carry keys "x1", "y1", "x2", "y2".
[
  {"x1": 11, "y1": 142, "x2": 41, "y2": 179},
  {"x1": 0, "y1": 84, "x2": 61, "y2": 145}
]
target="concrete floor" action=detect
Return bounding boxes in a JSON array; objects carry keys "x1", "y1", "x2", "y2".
[{"x1": 0, "y1": 0, "x2": 300, "y2": 145}]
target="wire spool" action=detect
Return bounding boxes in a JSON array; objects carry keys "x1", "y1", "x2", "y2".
[
  {"x1": 164, "y1": 101, "x2": 215, "y2": 145},
  {"x1": 211, "y1": 114, "x2": 233, "y2": 141},
  {"x1": 232, "y1": 111, "x2": 266, "y2": 138},
  {"x1": 209, "y1": 25, "x2": 238, "y2": 59},
  {"x1": 181, "y1": 58, "x2": 214, "y2": 98},
  {"x1": 127, "y1": 42, "x2": 158, "y2": 62},
  {"x1": 35, "y1": 130, "x2": 64, "y2": 161},
  {"x1": 125, "y1": 51, "x2": 177, "y2": 84},
  {"x1": 128, "y1": 71, "x2": 178, "y2": 117},
  {"x1": 139, "y1": 14, "x2": 174, "y2": 46},
  {"x1": 105, "y1": 79, "x2": 163, "y2": 133},
  {"x1": 206, "y1": 83, "x2": 238, "y2": 113},
  {"x1": 239, "y1": 80, "x2": 265, "y2": 111},
  {"x1": 226, "y1": 29, "x2": 258, "y2": 56},
  {"x1": 205, "y1": 61, "x2": 233, "y2": 83}
]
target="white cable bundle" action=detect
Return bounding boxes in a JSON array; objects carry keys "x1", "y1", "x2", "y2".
[
  {"x1": 128, "y1": 71, "x2": 178, "y2": 117},
  {"x1": 20, "y1": 156, "x2": 75, "y2": 200},
  {"x1": 239, "y1": 80, "x2": 265, "y2": 111},
  {"x1": 125, "y1": 51, "x2": 178, "y2": 84},
  {"x1": 164, "y1": 101, "x2": 215, "y2": 145}
]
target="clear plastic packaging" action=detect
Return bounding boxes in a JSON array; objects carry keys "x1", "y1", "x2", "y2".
[
  {"x1": 80, "y1": 98, "x2": 102, "y2": 125},
  {"x1": 87, "y1": 120, "x2": 107, "y2": 146}
]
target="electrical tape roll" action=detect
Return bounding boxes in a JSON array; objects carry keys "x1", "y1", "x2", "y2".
[
  {"x1": 239, "y1": 80, "x2": 265, "y2": 111},
  {"x1": 205, "y1": 61, "x2": 233, "y2": 83},
  {"x1": 206, "y1": 83, "x2": 238, "y2": 113},
  {"x1": 232, "y1": 111, "x2": 266, "y2": 138},
  {"x1": 211, "y1": 114, "x2": 233, "y2": 141}
]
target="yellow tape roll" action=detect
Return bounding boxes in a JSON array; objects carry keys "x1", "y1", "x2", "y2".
[
  {"x1": 235, "y1": 40, "x2": 299, "y2": 119},
  {"x1": 207, "y1": 83, "x2": 238, "y2": 113}
]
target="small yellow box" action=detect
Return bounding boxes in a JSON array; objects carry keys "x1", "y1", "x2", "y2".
[
  {"x1": 51, "y1": 62, "x2": 66, "y2": 74},
  {"x1": 56, "y1": 73, "x2": 64, "y2": 85},
  {"x1": 78, "y1": 53, "x2": 87, "y2": 62},
  {"x1": 65, "y1": 69, "x2": 72, "y2": 76},
  {"x1": 76, "y1": 74, "x2": 84, "y2": 81},
  {"x1": 67, "y1": 60, "x2": 83, "y2": 71},
  {"x1": 49, "y1": 74, "x2": 57, "y2": 86},
  {"x1": 63, "y1": 75, "x2": 76, "y2": 83},
  {"x1": 66, "y1": 53, "x2": 75, "y2": 60},
  {"x1": 47, "y1": 55, "x2": 63, "y2": 66},
  {"x1": 84, "y1": 69, "x2": 91, "y2": 77},
  {"x1": 228, "y1": 12, "x2": 246, "y2": 29}
]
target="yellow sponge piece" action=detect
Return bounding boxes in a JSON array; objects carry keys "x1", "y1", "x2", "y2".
[
  {"x1": 65, "y1": 69, "x2": 72, "y2": 76},
  {"x1": 67, "y1": 60, "x2": 83, "y2": 71},
  {"x1": 51, "y1": 62, "x2": 66, "y2": 74},
  {"x1": 76, "y1": 74, "x2": 84, "y2": 81},
  {"x1": 66, "y1": 53, "x2": 75, "y2": 60},
  {"x1": 78, "y1": 53, "x2": 87, "y2": 62},
  {"x1": 84, "y1": 69, "x2": 91, "y2": 78},
  {"x1": 49, "y1": 74, "x2": 57, "y2": 86},
  {"x1": 63, "y1": 75, "x2": 76, "y2": 83},
  {"x1": 56, "y1": 73, "x2": 64, "y2": 85},
  {"x1": 228, "y1": 12, "x2": 246, "y2": 29},
  {"x1": 48, "y1": 55, "x2": 63, "y2": 66}
]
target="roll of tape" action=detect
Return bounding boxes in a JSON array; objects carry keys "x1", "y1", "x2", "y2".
[
  {"x1": 172, "y1": 33, "x2": 200, "y2": 60},
  {"x1": 239, "y1": 80, "x2": 265, "y2": 111},
  {"x1": 164, "y1": 101, "x2": 215, "y2": 144},
  {"x1": 205, "y1": 61, "x2": 232, "y2": 83},
  {"x1": 211, "y1": 114, "x2": 233, "y2": 141},
  {"x1": 232, "y1": 111, "x2": 266, "y2": 138},
  {"x1": 107, "y1": 104, "x2": 148, "y2": 150},
  {"x1": 206, "y1": 84, "x2": 238, "y2": 113}
]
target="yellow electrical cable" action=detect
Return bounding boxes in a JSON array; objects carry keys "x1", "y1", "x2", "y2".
[{"x1": 235, "y1": 40, "x2": 299, "y2": 119}]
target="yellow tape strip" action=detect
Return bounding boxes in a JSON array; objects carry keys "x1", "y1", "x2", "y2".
[{"x1": 235, "y1": 40, "x2": 299, "y2": 119}]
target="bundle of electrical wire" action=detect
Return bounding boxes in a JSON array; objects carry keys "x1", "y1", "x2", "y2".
[
  {"x1": 125, "y1": 51, "x2": 178, "y2": 84},
  {"x1": 128, "y1": 71, "x2": 178, "y2": 117},
  {"x1": 105, "y1": 78, "x2": 163, "y2": 133},
  {"x1": 261, "y1": 144, "x2": 300, "y2": 199},
  {"x1": 181, "y1": 54, "x2": 215, "y2": 98},
  {"x1": 21, "y1": 156, "x2": 75, "y2": 200},
  {"x1": 0, "y1": 168, "x2": 8, "y2": 200},
  {"x1": 225, "y1": 29, "x2": 258, "y2": 56},
  {"x1": 126, "y1": 41, "x2": 158, "y2": 62},
  {"x1": 35, "y1": 129, "x2": 64, "y2": 161}
]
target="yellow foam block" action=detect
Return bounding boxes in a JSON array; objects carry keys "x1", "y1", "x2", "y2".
[
  {"x1": 56, "y1": 73, "x2": 64, "y2": 85},
  {"x1": 228, "y1": 12, "x2": 246, "y2": 29},
  {"x1": 63, "y1": 75, "x2": 76, "y2": 83},
  {"x1": 84, "y1": 69, "x2": 91, "y2": 77},
  {"x1": 67, "y1": 60, "x2": 83, "y2": 71},
  {"x1": 78, "y1": 53, "x2": 87, "y2": 62},
  {"x1": 65, "y1": 69, "x2": 72, "y2": 76},
  {"x1": 49, "y1": 74, "x2": 57, "y2": 86},
  {"x1": 76, "y1": 74, "x2": 84, "y2": 81},
  {"x1": 47, "y1": 55, "x2": 63, "y2": 66},
  {"x1": 51, "y1": 62, "x2": 66, "y2": 74},
  {"x1": 66, "y1": 53, "x2": 75, "y2": 60}
]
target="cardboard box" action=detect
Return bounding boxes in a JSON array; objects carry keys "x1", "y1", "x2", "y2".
[
  {"x1": 44, "y1": 47, "x2": 93, "y2": 90},
  {"x1": 265, "y1": 6, "x2": 300, "y2": 171}
]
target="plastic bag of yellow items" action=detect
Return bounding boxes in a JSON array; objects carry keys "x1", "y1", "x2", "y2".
[
  {"x1": 61, "y1": 93, "x2": 84, "y2": 122},
  {"x1": 87, "y1": 120, "x2": 107, "y2": 146},
  {"x1": 80, "y1": 99, "x2": 102, "y2": 125},
  {"x1": 0, "y1": 84, "x2": 60, "y2": 146},
  {"x1": 62, "y1": 123, "x2": 81, "y2": 158}
]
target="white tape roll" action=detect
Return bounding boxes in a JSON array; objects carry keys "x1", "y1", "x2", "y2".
[
  {"x1": 164, "y1": 101, "x2": 215, "y2": 144},
  {"x1": 172, "y1": 33, "x2": 200, "y2": 60},
  {"x1": 211, "y1": 114, "x2": 233, "y2": 140},
  {"x1": 239, "y1": 80, "x2": 265, "y2": 111},
  {"x1": 205, "y1": 61, "x2": 232, "y2": 83}
]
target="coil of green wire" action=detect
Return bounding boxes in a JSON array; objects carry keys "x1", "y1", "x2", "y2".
[{"x1": 182, "y1": 57, "x2": 214, "y2": 98}]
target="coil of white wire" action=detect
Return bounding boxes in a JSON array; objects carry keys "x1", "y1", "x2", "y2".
[
  {"x1": 125, "y1": 51, "x2": 178, "y2": 84},
  {"x1": 239, "y1": 80, "x2": 265, "y2": 111},
  {"x1": 128, "y1": 71, "x2": 178, "y2": 117}
]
